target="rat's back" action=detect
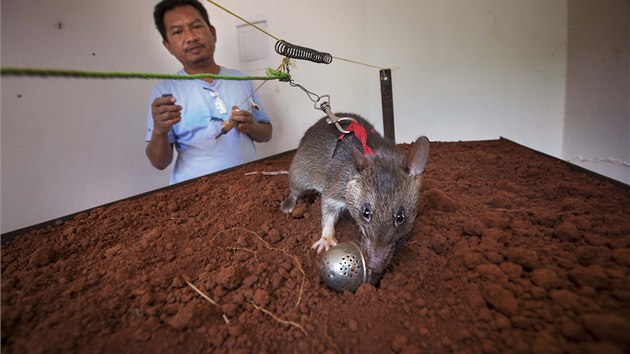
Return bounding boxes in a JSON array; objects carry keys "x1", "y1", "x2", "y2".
[{"x1": 290, "y1": 114, "x2": 393, "y2": 191}]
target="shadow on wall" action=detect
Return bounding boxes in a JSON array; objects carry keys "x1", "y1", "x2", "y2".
[{"x1": 562, "y1": 0, "x2": 630, "y2": 184}]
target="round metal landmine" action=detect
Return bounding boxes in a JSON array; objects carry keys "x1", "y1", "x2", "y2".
[{"x1": 320, "y1": 241, "x2": 368, "y2": 292}]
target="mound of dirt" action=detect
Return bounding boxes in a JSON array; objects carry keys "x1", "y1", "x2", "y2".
[{"x1": 2, "y1": 139, "x2": 629, "y2": 354}]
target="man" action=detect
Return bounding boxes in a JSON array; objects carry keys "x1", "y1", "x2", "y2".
[{"x1": 146, "y1": 0, "x2": 273, "y2": 184}]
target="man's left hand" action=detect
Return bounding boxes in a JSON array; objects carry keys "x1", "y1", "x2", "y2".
[{"x1": 229, "y1": 106, "x2": 255, "y2": 135}]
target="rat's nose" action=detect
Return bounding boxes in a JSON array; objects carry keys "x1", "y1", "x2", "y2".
[{"x1": 367, "y1": 269, "x2": 382, "y2": 285}]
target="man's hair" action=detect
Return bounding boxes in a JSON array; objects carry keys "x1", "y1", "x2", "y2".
[{"x1": 154, "y1": 0, "x2": 212, "y2": 41}]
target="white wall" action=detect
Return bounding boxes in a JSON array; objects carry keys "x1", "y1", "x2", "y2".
[
  {"x1": 1, "y1": 0, "x2": 628, "y2": 234},
  {"x1": 365, "y1": 0, "x2": 569, "y2": 155},
  {"x1": 562, "y1": 0, "x2": 629, "y2": 183},
  {"x1": 2, "y1": 0, "x2": 177, "y2": 234}
]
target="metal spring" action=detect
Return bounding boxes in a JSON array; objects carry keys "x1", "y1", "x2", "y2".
[{"x1": 275, "y1": 40, "x2": 333, "y2": 64}]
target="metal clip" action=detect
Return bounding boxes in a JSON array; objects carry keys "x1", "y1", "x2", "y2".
[
  {"x1": 286, "y1": 76, "x2": 355, "y2": 134},
  {"x1": 317, "y1": 96, "x2": 353, "y2": 134}
]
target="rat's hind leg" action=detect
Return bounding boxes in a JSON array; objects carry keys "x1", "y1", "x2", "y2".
[
  {"x1": 280, "y1": 191, "x2": 299, "y2": 213},
  {"x1": 280, "y1": 169, "x2": 322, "y2": 214},
  {"x1": 280, "y1": 175, "x2": 307, "y2": 213}
]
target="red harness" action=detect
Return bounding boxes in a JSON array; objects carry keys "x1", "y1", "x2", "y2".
[{"x1": 337, "y1": 120, "x2": 375, "y2": 156}]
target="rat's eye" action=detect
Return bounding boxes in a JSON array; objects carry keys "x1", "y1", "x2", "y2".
[
  {"x1": 362, "y1": 206, "x2": 372, "y2": 222},
  {"x1": 394, "y1": 211, "x2": 406, "y2": 227}
]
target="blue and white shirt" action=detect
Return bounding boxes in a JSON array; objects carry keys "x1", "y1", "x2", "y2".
[{"x1": 146, "y1": 67, "x2": 271, "y2": 184}]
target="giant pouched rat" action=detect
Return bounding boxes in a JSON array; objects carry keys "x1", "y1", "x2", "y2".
[{"x1": 280, "y1": 113, "x2": 430, "y2": 284}]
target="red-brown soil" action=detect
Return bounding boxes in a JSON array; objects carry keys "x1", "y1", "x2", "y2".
[{"x1": 2, "y1": 139, "x2": 629, "y2": 354}]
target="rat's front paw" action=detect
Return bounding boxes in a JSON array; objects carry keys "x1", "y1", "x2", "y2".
[{"x1": 311, "y1": 236, "x2": 338, "y2": 254}]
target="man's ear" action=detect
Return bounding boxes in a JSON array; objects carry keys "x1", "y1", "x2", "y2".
[{"x1": 210, "y1": 25, "x2": 217, "y2": 43}]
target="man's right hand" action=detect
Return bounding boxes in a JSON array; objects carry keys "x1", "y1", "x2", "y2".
[{"x1": 151, "y1": 95, "x2": 182, "y2": 135}]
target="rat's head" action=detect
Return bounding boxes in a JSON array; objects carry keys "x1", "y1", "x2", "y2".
[{"x1": 345, "y1": 136, "x2": 430, "y2": 285}]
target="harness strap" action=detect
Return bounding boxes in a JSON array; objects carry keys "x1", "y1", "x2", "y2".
[{"x1": 338, "y1": 120, "x2": 375, "y2": 156}]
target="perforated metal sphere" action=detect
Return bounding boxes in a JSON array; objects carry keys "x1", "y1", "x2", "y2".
[{"x1": 320, "y1": 241, "x2": 367, "y2": 292}]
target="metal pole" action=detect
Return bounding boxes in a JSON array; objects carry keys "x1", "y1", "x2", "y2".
[{"x1": 380, "y1": 69, "x2": 395, "y2": 141}]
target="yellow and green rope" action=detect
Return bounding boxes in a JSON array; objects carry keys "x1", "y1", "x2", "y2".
[{"x1": 0, "y1": 67, "x2": 291, "y2": 81}]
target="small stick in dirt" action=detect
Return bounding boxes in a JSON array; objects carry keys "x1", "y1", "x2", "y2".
[
  {"x1": 489, "y1": 207, "x2": 526, "y2": 213},
  {"x1": 490, "y1": 206, "x2": 584, "y2": 216},
  {"x1": 244, "y1": 170, "x2": 288, "y2": 176},
  {"x1": 250, "y1": 301, "x2": 307, "y2": 336},
  {"x1": 186, "y1": 281, "x2": 230, "y2": 324},
  {"x1": 557, "y1": 208, "x2": 584, "y2": 216}
]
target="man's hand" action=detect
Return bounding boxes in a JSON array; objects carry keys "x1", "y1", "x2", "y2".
[
  {"x1": 151, "y1": 95, "x2": 182, "y2": 135},
  {"x1": 146, "y1": 95, "x2": 181, "y2": 170},
  {"x1": 229, "y1": 106, "x2": 255, "y2": 135},
  {"x1": 229, "y1": 106, "x2": 272, "y2": 142}
]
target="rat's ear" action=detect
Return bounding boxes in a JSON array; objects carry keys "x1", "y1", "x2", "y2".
[
  {"x1": 407, "y1": 136, "x2": 430, "y2": 177},
  {"x1": 351, "y1": 144, "x2": 369, "y2": 171}
]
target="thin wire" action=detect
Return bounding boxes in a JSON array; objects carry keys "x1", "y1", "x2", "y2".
[
  {"x1": 288, "y1": 80, "x2": 323, "y2": 104},
  {"x1": 204, "y1": 0, "x2": 385, "y2": 70},
  {"x1": 332, "y1": 56, "x2": 385, "y2": 70},
  {"x1": 205, "y1": 0, "x2": 280, "y2": 41}
]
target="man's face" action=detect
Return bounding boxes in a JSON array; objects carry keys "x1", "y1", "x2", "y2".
[{"x1": 162, "y1": 5, "x2": 216, "y2": 71}]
